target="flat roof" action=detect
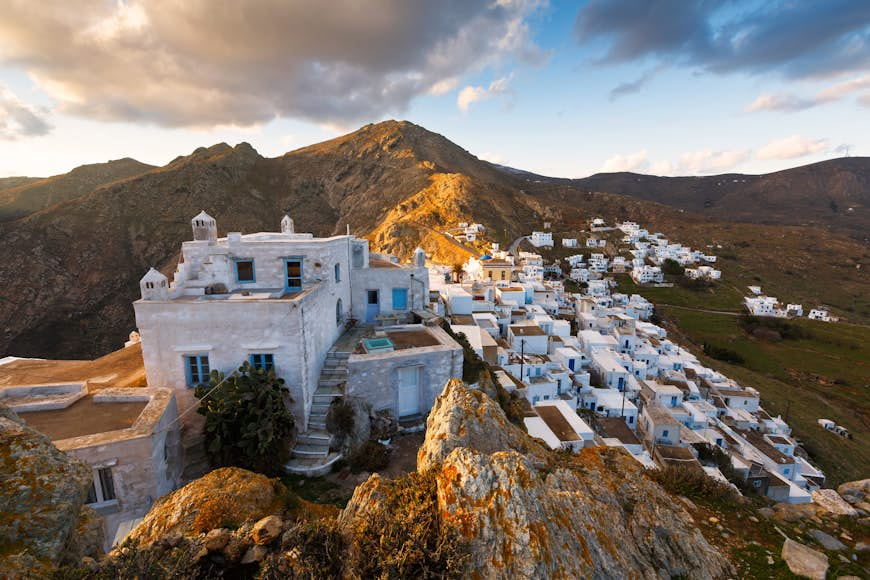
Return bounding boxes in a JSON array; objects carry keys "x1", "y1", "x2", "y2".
[
  {"x1": 0, "y1": 344, "x2": 146, "y2": 389},
  {"x1": 511, "y1": 325, "x2": 545, "y2": 336},
  {"x1": 18, "y1": 395, "x2": 148, "y2": 441},
  {"x1": 597, "y1": 417, "x2": 641, "y2": 445},
  {"x1": 536, "y1": 405, "x2": 582, "y2": 442},
  {"x1": 369, "y1": 257, "x2": 401, "y2": 269},
  {"x1": 385, "y1": 329, "x2": 441, "y2": 350}
]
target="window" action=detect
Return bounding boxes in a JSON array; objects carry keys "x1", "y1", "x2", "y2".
[
  {"x1": 285, "y1": 258, "x2": 303, "y2": 292},
  {"x1": 336, "y1": 299, "x2": 343, "y2": 325},
  {"x1": 367, "y1": 290, "x2": 379, "y2": 304},
  {"x1": 185, "y1": 355, "x2": 210, "y2": 386},
  {"x1": 234, "y1": 259, "x2": 255, "y2": 283},
  {"x1": 662, "y1": 429, "x2": 669, "y2": 438},
  {"x1": 86, "y1": 467, "x2": 116, "y2": 505},
  {"x1": 249, "y1": 353, "x2": 274, "y2": 371},
  {"x1": 628, "y1": 416, "x2": 634, "y2": 424},
  {"x1": 753, "y1": 479, "x2": 762, "y2": 488},
  {"x1": 501, "y1": 270, "x2": 506, "y2": 280},
  {"x1": 334, "y1": 263, "x2": 341, "y2": 283},
  {"x1": 392, "y1": 288, "x2": 408, "y2": 310}
]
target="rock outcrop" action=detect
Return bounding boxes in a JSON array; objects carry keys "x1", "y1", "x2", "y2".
[
  {"x1": 781, "y1": 538, "x2": 829, "y2": 580},
  {"x1": 125, "y1": 467, "x2": 289, "y2": 545},
  {"x1": 350, "y1": 379, "x2": 734, "y2": 579},
  {"x1": 0, "y1": 404, "x2": 98, "y2": 577}
]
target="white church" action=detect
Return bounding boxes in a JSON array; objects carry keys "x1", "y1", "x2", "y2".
[{"x1": 133, "y1": 211, "x2": 442, "y2": 453}]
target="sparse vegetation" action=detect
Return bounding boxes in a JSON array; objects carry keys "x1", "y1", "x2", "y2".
[
  {"x1": 347, "y1": 441, "x2": 391, "y2": 473},
  {"x1": 702, "y1": 342, "x2": 745, "y2": 364},
  {"x1": 441, "y1": 321, "x2": 487, "y2": 383},
  {"x1": 647, "y1": 465, "x2": 738, "y2": 503}
]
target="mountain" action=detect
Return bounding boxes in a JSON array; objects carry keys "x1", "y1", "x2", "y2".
[
  {"x1": 0, "y1": 158, "x2": 156, "y2": 221},
  {"x1": 0, "y1": 120, "x2": 867, "y2": 359},
  {"x1": 561, "y1": 158, "x2": 870, "y2": 240}
]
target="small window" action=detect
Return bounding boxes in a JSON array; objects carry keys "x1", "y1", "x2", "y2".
[
  {"x1": 392, "y1": 288, "x2": 408, "y2": 310},
  {"x1": 249, "y1": 353, "x2": 274, "y2": 371},
  {"x1": 334, "y1": 263, "x2": 341, "y2": 283},
  {"x1": 753, "y1": 479, "x2": 762, "y2": 488},
  {"x1": 235, "y1": 259, "x2": 255, "y2": 283},
  {"x1": 628, "y1": 415, "x2": 634, "y2": 424},
  {"x1": 185, "y1": 355, "x2": 210, "y2": 386},
  {"x1": 336, "y1": 299, "x2": 343, "y2": 325},
  {"x1": 86, "y1": 467, "x2": 116, "y2": 504},
  {"x1": 662, "y1": 429, "x2": 669, "y2": 438}
]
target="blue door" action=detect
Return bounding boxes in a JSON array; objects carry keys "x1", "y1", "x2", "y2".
[{"x1": 366, "y1": 289, "x2": 380, "y2": 323}]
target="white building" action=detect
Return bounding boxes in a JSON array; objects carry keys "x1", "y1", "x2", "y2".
[
  {"x1": 631, "y1": 265, "x2": 663, "y2": 285},
  {"x1": 529, "y1": 231, "x2": 554, "y2": 248},
  {"x1": 134, "y1": 212, "x2": 432, "y2": 442},
  {"x1": 562, "y1": 238, "x2": 578, "y2": 248}
]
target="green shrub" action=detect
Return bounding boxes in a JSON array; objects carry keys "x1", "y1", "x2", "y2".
[
  {"x1": 661, "y1": 258, "x2": 685, "y2": 276},
  {"x1": 440, "y1": 321, "x2": 488, "y2": 383},
  {"x1": 738, "y1": 314, "x2": 810, "y2": 341},
  {"x1": 195, "y1": 362, "x2": 295, "y2": 476},
  {"x1": 703, "y1": 342, "x2": 745, "y2": 364},
  {"x1": 326, "y1": 399, "x2": 355, "y2": 442},
  {"x1": 347, "y1": 441, "x2": 391, "y2": 473}
]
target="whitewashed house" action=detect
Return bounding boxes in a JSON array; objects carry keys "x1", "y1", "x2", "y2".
[
  {"x1": 134, "y1": 212, "x2": 436, "y2": 443},
  {"x1": 530, "y1": 231, "x2": 554, "y2": 248},
  {"x1": 562, "y1": 238, "x2": 578, "y2": 248}
]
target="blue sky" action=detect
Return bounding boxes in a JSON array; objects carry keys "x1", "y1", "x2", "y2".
[{"x1": 1, "y1": 0, "x2": 868, "y2": 178}]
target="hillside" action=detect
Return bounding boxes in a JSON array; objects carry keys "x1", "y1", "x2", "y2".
[
  {"x1": 561, "y1": 157, "x2": 870, "y2": 240},
  {"x1": 0, "y1": 158, "x2": 155, "y2": 221},
  {"x1": 0, "y1": 120, "x2": 867, "y2": 360}
]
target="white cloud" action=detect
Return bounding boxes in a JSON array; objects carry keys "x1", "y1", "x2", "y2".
[
  {"x1": 600, "y1": 149, "x2": 648, "y2": 173},
  {"x1": 677, "y1": 149, "x2": 750, "y2": 174},
  {"x1": 0, "y1": 0, "x2": 544, "y2": 128},
  {"x1": 746, "y1": 93, "x2": 813, "y2": 112},
  {"x1": 0, "y1": 86, "x2": 53, "y2": 140},
  {"x1": 757, "y1": 135, "x2": 827, "y2": 160},
  {"x1": 457, "y1": 75, "x2": 513, "y2": 112},
  {"x1": 478, "y1": 151, "x2": 505, "y2": 164},
  {"x1": 747, "y1": 73, "x2": 870, "y2": 113},
  {"x1": 600, "y1": 147, "x2": 749, "y2": 176}
]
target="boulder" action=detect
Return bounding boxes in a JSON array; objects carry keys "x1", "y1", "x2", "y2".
[
  {"x1": 250, "y1": 515, "x2": 283, "y2": 545},
  {"x1": 808, "y1": 529, "x2": 846, "y2": 551},
  {"x1": 837, "y1": 479, "x2": 870, "y2": 504},
  {"x1": 241, "y1": 545, "x2": 268, "y2": 565},
  {"x1": 781, "y1": 538, "x2": 828, "y2": 580},
  {"x1": 0, "y1": 405, "x2": 94, "y2": 577},
  {"x1": 774, "y1": 502, "x2": 818, "y2": 522},
  {"x1": 204, "y1": 528, "x2": 231, "y2": 552},
  {"x1": 125, "y1": 467, "x2": 286, "y2": 545},
  {"x1": 812, "y1": 489, "x2": 859, "y2": 517}
]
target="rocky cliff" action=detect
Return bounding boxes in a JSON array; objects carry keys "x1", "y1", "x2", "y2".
[
  {"x1": 0, "y1": 404, "x2": 102, "y2": 577},
  {"x1": 362, "y1": 379, "x2": 733, "y2": 579}
]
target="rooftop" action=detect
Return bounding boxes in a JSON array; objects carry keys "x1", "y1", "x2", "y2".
[
  {"x1": 18, "y1": 395, "x2": 147, "y2": 441},
  {"x1": 510, "y1": 325, "x2": 546, "y2": 337},
  {"x1": 536, "y1": 405, "x2": 582, "y2": 442},
  {"x1": 0, "y1": 344, "x2": 146, "y2": 389},
  {"x1": 597, "y1": 417, "x2": 641, "y2": 445},
  {"x1": 384, "y1": 329, "x2": 441, "y2": 350}
]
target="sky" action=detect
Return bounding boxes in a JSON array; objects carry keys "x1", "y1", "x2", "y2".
[{"x1": 0, "y1": 0, "x2": 869, "y2": 179}]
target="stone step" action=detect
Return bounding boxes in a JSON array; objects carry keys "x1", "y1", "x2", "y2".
[
  {"x1": 284, "y1": 452, "x2": 344, "y2": 477},
  {"x1": 297, "y1": 430, "x2": 332, "y2": 446},
  {"x1": 318, "y1": 379, "x2": 345, "y2": 389},
  {"x1": 325, "y1": 352, "x2": 351, "y2": 361},
  {"x1": 308, "y1": 420, "x2": 327, "y2": 431},
  {"x1": 292, "y1": 443, "x2": 330, "y2": 458},
  {"x1": 320, "y1": 369, "x2": 348, "y2": 378},
  {"x1": 313, "y1": 393, "x2": 342, "y2": 405}
]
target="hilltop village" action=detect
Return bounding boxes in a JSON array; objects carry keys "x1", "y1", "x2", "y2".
[{"x1": 0, "y1": 211, "x2": 856, "y2": 561}]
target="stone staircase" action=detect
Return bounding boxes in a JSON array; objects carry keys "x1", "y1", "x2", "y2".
[{"x1": 285, "y1": 351, "x2": 349, "y2": 476}]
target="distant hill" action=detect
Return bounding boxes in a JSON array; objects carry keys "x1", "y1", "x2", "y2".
[
  {"x1": 0, "y1": 158, "x2": 156, "y2": 221},
  {"x1": 0, "y1": 121, "x2": 866, "y2": 359},
  {"x1": 560, "y1": 158, "x2": 870, "y2": 240},
  {"x1": 0, "y1": 176, "x2": 42, "y2": 192}
]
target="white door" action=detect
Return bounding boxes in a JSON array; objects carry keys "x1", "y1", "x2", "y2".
[{"x1": 397, "y1": 366, "x2": 420, "y2": 418}]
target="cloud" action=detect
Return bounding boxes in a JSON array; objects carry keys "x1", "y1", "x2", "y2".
[
  {"x1": 601, "y1": 147, "x2": 749, "y2": 175},
  {"x1": 0, "y1": 86, "x2": 53, "y2": 140},
  {"x1": 457, "y1": 75, "x2": 513, "y2": 112},
  {"x1": 601, "y1": 149, "x2": 649, "y2": 173},
  {"x1": 757, "y1": 135, "x2": 827, "y2": 160},
  {"x1": 677, "y1": 149, "x2": 750, "y2": 174},
  {"x1": 746, "y1": 93, "x2": 815, "y2": 113},
  {"x1": 747, "y1": 73, "x2": 870, "y2": 112},
  {"x1": 574, "y1": 0, "x2": 870, "y2": 79},
  {"x1": 0, "y1": 0, "x2": 544, "y2": 128},
  {"x1": 608, "y1": 64, "x2": 666, "y2": 101}
]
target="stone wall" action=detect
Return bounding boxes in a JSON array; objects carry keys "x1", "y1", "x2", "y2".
[{"x1": 349, "y1": 265, "x2": 429, "y2": 322}]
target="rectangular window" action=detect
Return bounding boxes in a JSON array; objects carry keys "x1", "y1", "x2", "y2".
[
  {"x1": 392, "y1": 288, "x2": 408, "y2": 310},
  {"x1": 234, "y1": 259, "x2": 255, "y2": 283},
  {"x1": 86, "y1": 467, "x2": 116, "y2": 504},
  {"x1": 285, "y1": 258, "x2": 303, "y2": 292},
  {"x1": 249, "y1": 353, "x2": 274, "y2": 371},
  {"x1": 662, "y1": 429, "x2": 669, "y2": 438},
  {"x1": 334, "y1": 263, "x2": 341, "y2": 283},
  {"x1": 185, "y1": 355, "x2": 210, "y2": 386}
]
